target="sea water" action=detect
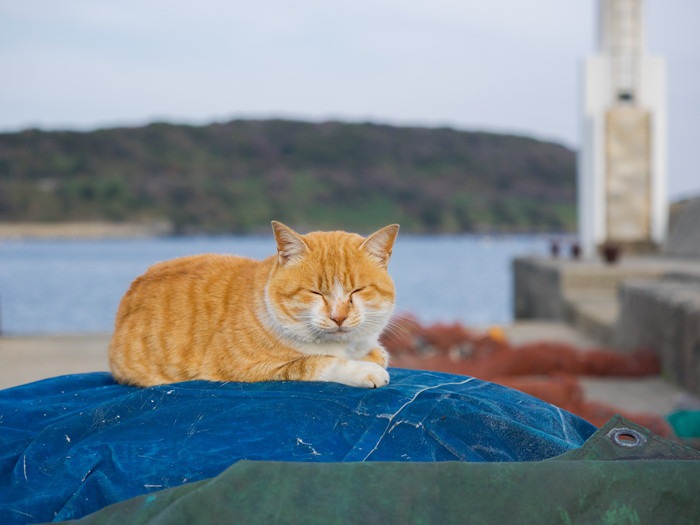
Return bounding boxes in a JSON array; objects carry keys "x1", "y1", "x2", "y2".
[{"x1": 0, "y1": 235, "x2": 550, "y2": 335}]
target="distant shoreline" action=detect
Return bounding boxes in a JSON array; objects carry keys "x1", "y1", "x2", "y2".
[
  {"x1": 0, "y1": 221, "x2": 172, "y2": 239},
  {"x1": 0, "y1": 221, "x2": 574, "y2": 239}
]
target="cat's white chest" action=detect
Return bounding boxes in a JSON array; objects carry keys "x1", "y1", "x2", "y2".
[{"x1": 295, "y1": 337, "x2": 375, "y2": 360}]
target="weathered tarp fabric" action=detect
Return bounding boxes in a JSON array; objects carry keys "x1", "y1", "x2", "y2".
[
  {"x1": 56, "y1": 417, "x2": 700, "y2": 525},
  {"x1": 0, "y1": 369, "x2": 595, "y2": 523}
]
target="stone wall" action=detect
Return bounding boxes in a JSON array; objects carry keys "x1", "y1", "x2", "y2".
[
  {"x1": 512, "y1": 258, "x2": 565, "y2": 320},
  {"x1": 616, "y1": 278, "x2": 700, "y2": 396},
  {"x1": 665, "y1": 196, "x2": 700, "y2": 258}
]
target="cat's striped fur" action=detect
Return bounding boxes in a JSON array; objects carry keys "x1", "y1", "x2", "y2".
[{"x1": 109, "y1": 221, "x2": 398, "y2": 388}]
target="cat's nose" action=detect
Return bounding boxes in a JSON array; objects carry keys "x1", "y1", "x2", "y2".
[
  {"x1": 330, "y1": 313, "x2": 348, "y2": 326},
  {"x1": 329, "y1": 301, "x2": 350, "y2": 326}
]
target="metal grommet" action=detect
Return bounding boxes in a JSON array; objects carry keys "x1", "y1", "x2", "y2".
[{"x1": 607, "y1": 427, "x2": 647, "y2": 448}]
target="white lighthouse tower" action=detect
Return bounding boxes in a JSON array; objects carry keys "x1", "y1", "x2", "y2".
[{"x1": 578, "y1": 0, "x2": 667, "y2": 257}]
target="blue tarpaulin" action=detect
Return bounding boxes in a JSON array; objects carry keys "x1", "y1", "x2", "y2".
[{"x1": 0, "y1": 369, "x2": 596, "y2": 523}]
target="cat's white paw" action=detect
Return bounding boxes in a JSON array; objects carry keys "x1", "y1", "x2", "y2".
[{"x1": 321, "y1": 360, "x2": 390, "y2": 389}]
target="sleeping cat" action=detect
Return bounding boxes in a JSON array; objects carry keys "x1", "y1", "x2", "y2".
[{"x1": 109, "y1": 221, "x2": 399, "y2": 388}]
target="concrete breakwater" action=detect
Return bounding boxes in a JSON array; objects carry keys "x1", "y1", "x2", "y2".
[
  {"x1": 514, "y1": 255, "x2": 700, "y2": 396},
  {"x1": 514, "y1": 197, "x2": 700, "y2": 396}
]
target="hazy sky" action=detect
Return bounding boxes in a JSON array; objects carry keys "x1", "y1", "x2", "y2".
[{"x1": 1, "y1": 1, "x2": 698, "y2": 198}]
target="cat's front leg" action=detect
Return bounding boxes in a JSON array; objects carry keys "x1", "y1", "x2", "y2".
[
  {"x1": 318, "y1": 358, "x2": 390, "y2": 389},
  {"x1": 360, "y1": 347, "x2": 389, "y2": 369}
]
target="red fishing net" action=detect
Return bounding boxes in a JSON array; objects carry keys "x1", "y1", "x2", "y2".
[{"x1": 381, "y1": 314, "x2": 671, "y2": 436}]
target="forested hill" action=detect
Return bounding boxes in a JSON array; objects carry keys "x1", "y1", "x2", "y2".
[{"x1": 0, "y1": 119, "x2": 576, "y2": 234}]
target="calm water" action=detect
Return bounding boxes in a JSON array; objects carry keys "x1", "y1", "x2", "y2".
[{"x1": 0, "y1": 235, "x2": 549, "y2": 335}]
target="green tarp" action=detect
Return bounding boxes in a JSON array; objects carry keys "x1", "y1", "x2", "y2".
[{"x1": 58, "y1": 416, "x2": 700, "y2": 524}]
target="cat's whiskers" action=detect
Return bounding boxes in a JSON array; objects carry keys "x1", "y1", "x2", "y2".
[
  {"x1": 378, "y1": 324, "x2": 413, "y2": 347},
  {"x1": 359, "y1": 311, "x2": 393, "y2": 330},
  {"x1": 372, "y1": 317, "x2": 414, "y2": 342},
  {"x1": 283, "y1": 313, "x2": 344, "y2": 343}
]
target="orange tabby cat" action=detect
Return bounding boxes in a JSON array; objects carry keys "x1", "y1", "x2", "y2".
[{"x1": 109, "y1": 221, "x2": 399, "y2": 388}]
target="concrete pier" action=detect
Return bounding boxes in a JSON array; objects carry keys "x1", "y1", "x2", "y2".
[
  {"x1": 0, "y1": 334, "x2": 110, "y2": 388},
  {"x1": 513, "y1": 255, "x2": 700, "y2": 396},
  {"x1": 0, "y1": 325, "x2": 693, "y2": 417}
]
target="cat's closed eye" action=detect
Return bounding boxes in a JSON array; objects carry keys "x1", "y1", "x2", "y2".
[{"x1": 349, "y1": 288, "x2": 366, "y2": 303}]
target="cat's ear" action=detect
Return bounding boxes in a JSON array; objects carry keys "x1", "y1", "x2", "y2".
[
  {"x1": 360, "y1": 224, "x2": 399, "y2": 269},
  {"x1": 271, "y1": 221, "x2": 308, "y2": 265}
]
